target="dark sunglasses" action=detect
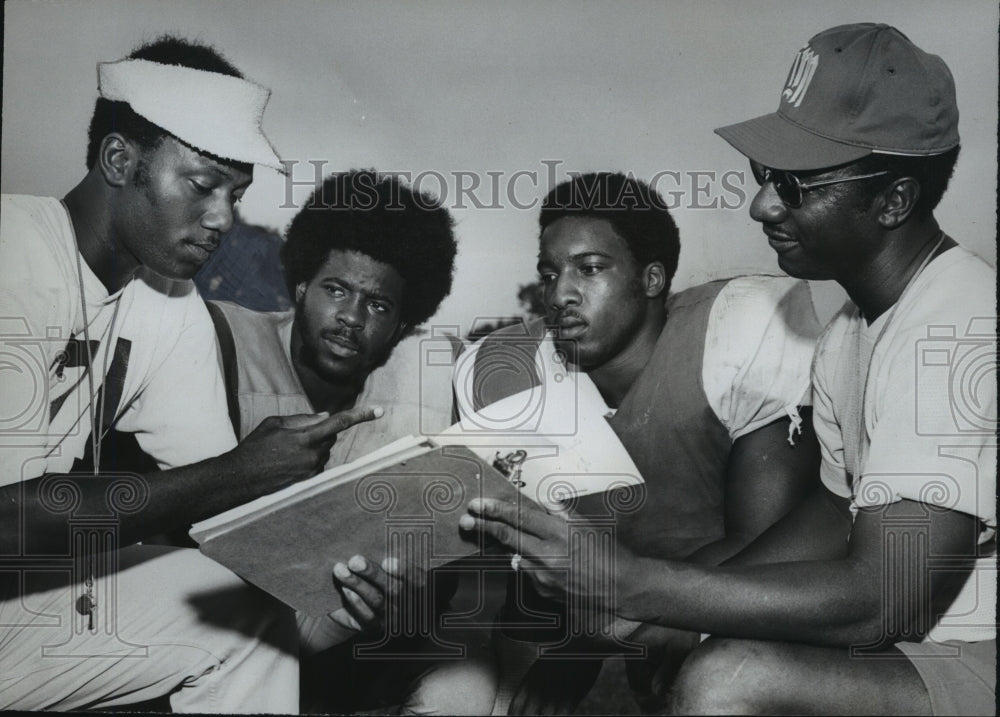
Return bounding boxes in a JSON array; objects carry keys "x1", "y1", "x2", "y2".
[{"x1": 750, "y1": 163, "x2": 889, "y2": 208}]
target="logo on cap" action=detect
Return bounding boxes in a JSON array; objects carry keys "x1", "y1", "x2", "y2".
[{"x1": 781, "y1": 45, "x2": 819, "y2": 108}]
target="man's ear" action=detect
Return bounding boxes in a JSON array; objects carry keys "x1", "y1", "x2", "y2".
[
  {"x1": 643, "y1": 261, "x2": 667, "y2": 298},
  {"x1": 295, "y1": 281, "x2": 308, "y2": 304},
  {"x1": 877, "y1": 176, "x2": 920, "y2": 230},
  {"x1": 98, "y1": 133, "x2": 135, "y2": 188}
]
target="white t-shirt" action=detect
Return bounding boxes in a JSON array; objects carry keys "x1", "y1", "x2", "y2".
[
  {"x1": 454, "y1": 275, "x2": 819, "y2": 442},
  {"x1": 0, "y1": 194, "x2": 237, "y2": 486},
  {"x1": 812, "y1": 245, "x2": 996, "y2": 643}
]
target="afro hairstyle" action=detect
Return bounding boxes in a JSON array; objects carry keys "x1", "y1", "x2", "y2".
[{"x1": 282, "y1": 169, "x2": 458, "y2": 328}]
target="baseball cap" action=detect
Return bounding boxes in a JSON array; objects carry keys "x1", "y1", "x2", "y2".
[{"x1": 715, "y1": 23, "x2": 960, "y2": 171}]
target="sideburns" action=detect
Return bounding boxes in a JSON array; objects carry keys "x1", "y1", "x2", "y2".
[{"x1": 131, "y1": 155, "x2": 156, "y2": 204}]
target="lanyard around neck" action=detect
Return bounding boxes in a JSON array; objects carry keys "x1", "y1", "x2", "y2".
[
  {"x1": 851, "y1": 232, "x2": 946, "y2": 485},
  {"x1": 62, "y1": 200, "x2": 122, "y2": 477}
]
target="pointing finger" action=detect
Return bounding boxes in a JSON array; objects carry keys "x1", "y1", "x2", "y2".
[
  {"x1": 305, "y1": 406, "x2": 383, "y2": 444},
  {"x1": 279, "y1": 411, "x2": 330, "y2": 429}
]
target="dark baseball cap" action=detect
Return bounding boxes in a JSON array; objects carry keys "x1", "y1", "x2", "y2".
[{"x1": 715, "y1": 23, "x2": 960, "y2": 171}]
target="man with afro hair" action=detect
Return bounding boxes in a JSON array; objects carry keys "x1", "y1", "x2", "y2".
[
  {"x1": 209, "y1": 168, "x2": 458, "y2": 459},
  {"x1": 208, "y1": 169, "x2": 497, "y2": 714}
]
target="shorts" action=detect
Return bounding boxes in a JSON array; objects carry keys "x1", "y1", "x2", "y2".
[{"x1": 896, "y1": 639, "x2": 996, "y2": 716}]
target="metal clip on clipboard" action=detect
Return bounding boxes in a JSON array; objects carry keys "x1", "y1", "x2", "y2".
[{"x1": 492, "y1": 449, "x2": 527, "y2": 488}]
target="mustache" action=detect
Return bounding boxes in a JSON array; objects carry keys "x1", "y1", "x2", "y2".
[
  {"x1": 189, "y1": 234, "x2": 221, "y2": 251},
  {"x1": 548, "y1": 308, "x2": 587, "y2": 323},
  {"x1": 321, "y1": 327, "x2": 361, "y2": 347}
]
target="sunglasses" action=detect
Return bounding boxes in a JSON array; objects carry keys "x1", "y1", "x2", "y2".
[{"x1": 750, "y1": 163, "x2": 889, "y2": 208}]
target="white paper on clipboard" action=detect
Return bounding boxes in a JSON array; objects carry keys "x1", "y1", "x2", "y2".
[{"x1": 445, "y1": 336, "x2": 643, "y2": 507}]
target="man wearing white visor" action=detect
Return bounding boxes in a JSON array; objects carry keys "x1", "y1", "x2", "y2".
[{"x1": 0, "y1": 37, "x2": 379, "y2": 712}]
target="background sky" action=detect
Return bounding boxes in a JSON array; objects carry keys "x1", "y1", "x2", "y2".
[{"x1": 3, "y1": 0, "x2": 996, "y2": 332}]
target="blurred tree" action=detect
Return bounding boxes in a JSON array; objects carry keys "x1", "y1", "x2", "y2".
[
  {"x1": 194, "y1": 211, "x2": 293, "y2": 311},
  {"x1": 465, "y1": 280, "x2": 545, "y2": 342},
  {"x1": 517, "y1": 280, "x2": 546, "y2": 318}
]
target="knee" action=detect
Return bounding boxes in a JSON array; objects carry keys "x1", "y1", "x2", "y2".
[
  {"x1": 668, "y1": 638, "x2": 773, "y2": 715},
  {"x1": 402, "y1": 653, "x2": 499, "y2": 715},
  {"x1": 133, "y1": 547, "x2": 297, "y2": 647}
]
